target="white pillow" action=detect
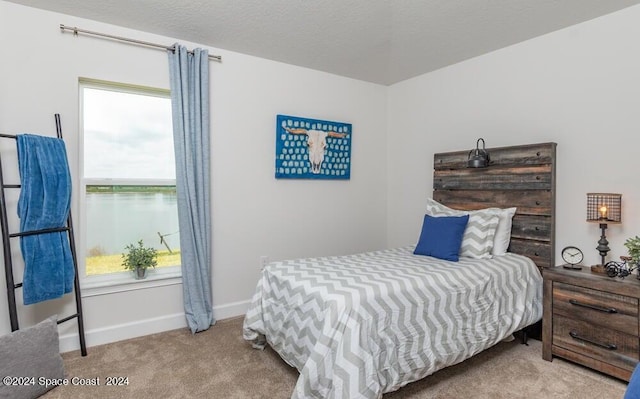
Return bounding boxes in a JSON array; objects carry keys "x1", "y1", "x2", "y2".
[
  {"x1": 425, "y1": 198, "x2": 499, "y2": 259},
  {"x1": 486, "y1": 207, "x2": 516, "y2": 256},
  {"x1": 425, "y1": 198, "x2": 516, "y2": 257}
]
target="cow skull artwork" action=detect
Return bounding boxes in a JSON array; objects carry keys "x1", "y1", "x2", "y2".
[
  {"x1": 284, "y1": 127, "x2": 346, "y2": 174},
  {"x1": 276, "y1": 115, "x2": 352, "y2": 180}
]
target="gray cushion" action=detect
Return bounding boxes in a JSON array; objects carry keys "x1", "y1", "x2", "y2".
[{"x1": 0, "y1": 316, "x2": 64, "y2": 399}]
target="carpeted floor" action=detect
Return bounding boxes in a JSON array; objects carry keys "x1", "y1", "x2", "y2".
[{"x1": 41, "y1": 316, "x2": 628, "y2": 398}]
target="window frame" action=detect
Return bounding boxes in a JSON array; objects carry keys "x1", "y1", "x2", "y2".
[{"x1": 78, "y1": 78, "x2": 181, "y2": 294}]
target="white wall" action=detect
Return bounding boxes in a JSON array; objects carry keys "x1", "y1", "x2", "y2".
[
  {"x1": 0, "y1": 1, "x2": 388, "y2": 350},
  {"x1": 387, "y1": 5, "x2": 640, "y2": 267}
]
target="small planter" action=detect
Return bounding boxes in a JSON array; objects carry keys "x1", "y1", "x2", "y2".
[
  {"x1": 135, "y1": 267, "x2": 147, "y2": 280},
  {"x1": 122, "y1": 240, "x2": 157, "y2": 280}
]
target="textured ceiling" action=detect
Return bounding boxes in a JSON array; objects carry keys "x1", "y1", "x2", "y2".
[{"x1": 6, "y1": 0, "x2": 640, "y2": 85}]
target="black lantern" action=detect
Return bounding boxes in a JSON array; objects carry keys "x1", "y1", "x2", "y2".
[{"x1": 467, "y1": 138, "x2": 490, "y2": 168}]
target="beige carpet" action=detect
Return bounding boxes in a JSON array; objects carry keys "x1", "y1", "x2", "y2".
[{"x1": 42, "y1": 317, "x2": 627, "y2": 399}]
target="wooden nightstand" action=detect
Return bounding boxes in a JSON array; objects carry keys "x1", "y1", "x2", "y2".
[{"x1": 542, "y1": 265, "x2": 640, "y2": 381}]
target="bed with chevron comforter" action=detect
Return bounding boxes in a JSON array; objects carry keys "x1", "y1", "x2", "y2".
[{"x1": 243, "y1": 246, "x2": 542, "y2": 399}]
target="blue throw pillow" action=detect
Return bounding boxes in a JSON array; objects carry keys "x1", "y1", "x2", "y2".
[{"x1": 414, "y1": 214, "x2": 469, "y2": 261}]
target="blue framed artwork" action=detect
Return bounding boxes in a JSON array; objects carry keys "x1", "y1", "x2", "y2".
[{"x1": 275, "y1": 115, "x2": 352, "y2": 180}]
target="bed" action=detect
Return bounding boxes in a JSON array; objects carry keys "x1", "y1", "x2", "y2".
[{"x1": 243, "y1": 142, "x2": 557, "y2": 398}]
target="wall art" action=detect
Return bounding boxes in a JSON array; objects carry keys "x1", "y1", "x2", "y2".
[{"x1": 275, "y1": 114, "x2": 352, "y2": 180}]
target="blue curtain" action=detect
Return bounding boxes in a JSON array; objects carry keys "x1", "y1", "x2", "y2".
[{"x1": 168, "y1": 44, "x2": 214, "y2": 333}]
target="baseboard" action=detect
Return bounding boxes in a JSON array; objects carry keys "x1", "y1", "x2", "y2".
[
  {"x1": 212, "y1": 298, "x2": 251, "y2": 321},
  {"x1": 58, "y1": 299, "x2": 251, "y2": 353}
]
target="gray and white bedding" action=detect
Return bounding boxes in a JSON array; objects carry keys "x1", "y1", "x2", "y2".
[{"x1": 242, "y1": 246, "x2": 543, "y2": 399}]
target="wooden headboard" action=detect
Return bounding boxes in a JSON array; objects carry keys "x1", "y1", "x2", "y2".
[{"x1": 433, "y1": 142, "x2": 557, "y2": 271}]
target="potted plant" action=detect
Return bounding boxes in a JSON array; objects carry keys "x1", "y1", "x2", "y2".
[
  {"x1": 122, "y1": 240, "x2": 158, "y2": 279},
  {"x1": 624, "y1": 236, "x2": 640, "y2": 265}
]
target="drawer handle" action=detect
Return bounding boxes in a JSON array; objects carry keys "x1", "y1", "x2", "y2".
[
  {"x1": 569, "y1": 330, "x2": 617, "y2": 350},
  {"x1": 569, "y1": 299, "x2": 618, "y2": 314}
]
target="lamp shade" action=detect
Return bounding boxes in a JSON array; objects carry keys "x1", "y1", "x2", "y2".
[{"x1": 586, "y1": 193, "x2": 621, "y2": 224}]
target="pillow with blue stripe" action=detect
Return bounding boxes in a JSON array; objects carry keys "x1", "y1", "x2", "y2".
[
  {"x1": 414, "y1": 214, "x2": 469, "y2": 262},
  {"x1": 425, "y1": 198, "x2": 501, "y2": 259}
]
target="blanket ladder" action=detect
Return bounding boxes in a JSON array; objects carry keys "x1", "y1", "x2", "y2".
[{"x1": 0, "y1": 114, "x2": 87, "y2": 356}]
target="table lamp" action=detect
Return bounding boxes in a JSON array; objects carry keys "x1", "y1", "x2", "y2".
[{"x1": 586, "y1": 193, "x2": 622, "y2": 266}]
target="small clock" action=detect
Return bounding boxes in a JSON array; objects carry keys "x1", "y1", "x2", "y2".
[{"x1": 561, "y1": 246, "x2": 584, "y2": 270}]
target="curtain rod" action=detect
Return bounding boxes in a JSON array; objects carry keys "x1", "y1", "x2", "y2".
[{"x1": 59, "y1": 24, "x2": 222, "y2": 62}]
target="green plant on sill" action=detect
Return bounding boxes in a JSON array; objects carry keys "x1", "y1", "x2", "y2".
[
  {"x1": 624, "y1": 236, "x2": 640, "y2": 264},
  {"x1": 121, "y1": 240, "x2": 158, "y2": 272}
]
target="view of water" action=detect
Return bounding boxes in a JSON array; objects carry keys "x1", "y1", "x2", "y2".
[{"x1": 86, "y1": 192, "x2": 180, "y2": 256}]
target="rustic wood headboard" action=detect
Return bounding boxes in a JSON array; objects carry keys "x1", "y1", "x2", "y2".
[{"x1": 433, "y1": 142, "x2": 557, "y2": 271}]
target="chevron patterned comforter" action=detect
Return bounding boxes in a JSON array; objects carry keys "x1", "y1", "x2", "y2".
[{"x1": 243, "y1": 246, "x2": 542, "y2": 399}]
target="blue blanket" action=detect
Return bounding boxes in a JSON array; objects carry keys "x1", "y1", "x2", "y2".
[{"x1": 17, "y1": 134, "x2": 74, "y2": 305}]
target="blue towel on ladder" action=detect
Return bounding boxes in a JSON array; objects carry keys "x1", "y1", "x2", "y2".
[{"x1": 16, "y1": 134, "x2": 74, "y2": 305}]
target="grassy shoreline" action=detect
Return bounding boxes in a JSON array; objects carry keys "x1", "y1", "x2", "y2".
[
  {"x1": 86, "y1": 250, "x2": 181, "y2": 276},
  {"x1": 86, "y1": 185, "x2": 176, "y2": 194}
]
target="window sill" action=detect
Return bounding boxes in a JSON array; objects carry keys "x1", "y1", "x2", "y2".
[{"x1": 81, "y1": 266, "x2": 182, "y2": 297}]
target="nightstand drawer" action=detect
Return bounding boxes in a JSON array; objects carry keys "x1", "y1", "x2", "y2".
[
  {"x1": 553, "y1": 282, "x2": 638, "y2": 336},
  {"x1": 553, "y1": 315, "x2": 639, "y2": 372}
]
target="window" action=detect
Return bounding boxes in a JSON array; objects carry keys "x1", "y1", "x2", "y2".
[{"x1": 80, "y1": 79, "x2": 180, "y2": 280}]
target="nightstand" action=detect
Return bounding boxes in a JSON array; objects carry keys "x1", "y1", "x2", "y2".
[{"x1": 542, "y1": 265, "x2": 640, "y2": 381}]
